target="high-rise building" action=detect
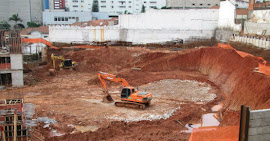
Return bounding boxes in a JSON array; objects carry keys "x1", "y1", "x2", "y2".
[
  {"x1": 166, "y1": 0, "x2": 220, "y2": 9},
  {"x1": 67, "y1": 0, "x2": 93, "y2": 12},
  {"x1": 66, "y1": 0, "x2": 166, "y2": 16},
  {"x1": 0, "y1": 0, "x2": 43, "y2": 27},
  {"x1": 54, "y1": 0, "x2": 66, "y2": 9}
]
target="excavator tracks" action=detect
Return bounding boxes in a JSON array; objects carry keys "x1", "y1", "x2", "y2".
[{"x1": 115, "y1": 101, "x2": 146, "y2": 110}]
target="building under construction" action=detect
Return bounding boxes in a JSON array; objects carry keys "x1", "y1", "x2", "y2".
[{"x1": 0, "y1": 30, "x2": 23, "y2": 87}]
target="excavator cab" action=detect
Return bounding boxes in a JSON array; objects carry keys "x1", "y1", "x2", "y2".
[
  {"x1": 121, "y1": 87, "x2": 134, "y2": 98},
  {"x1": 63, "y1": 59, "x2": 73, "y2": 67}
]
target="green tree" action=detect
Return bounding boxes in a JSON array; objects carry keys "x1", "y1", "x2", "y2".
[
  {"x1": 27, "y1": 22, "x2": 41, "y2": 28},
  {"x1": 141, "y1": 5, "x2": 146, "y2": 13},
  {"x1": 92, "y1": 0, "x2": 99, "y2": 12},
  {"x1": 161, "y1": 6, "x2": 171, "y2": 9},
  {"x1": 0, "y1": 21, "x2": 11, "y2": 30},
  {"x1": 9, "y1": 13, "x2": 23, "y2": 29}
]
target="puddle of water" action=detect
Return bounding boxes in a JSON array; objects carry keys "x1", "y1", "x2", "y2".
[{"x1": 74, "y1": 125, "x2": 99, "y2": 133}]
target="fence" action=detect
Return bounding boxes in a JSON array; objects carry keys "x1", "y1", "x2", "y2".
[{"x1": 231, "y1": 34, "x2": 270, "y2": 50}]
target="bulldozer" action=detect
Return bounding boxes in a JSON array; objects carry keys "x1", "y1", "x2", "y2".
[
  {"x1": 49, "y1": 54, "x2": 77, "y2": 75},
  {"x1": 97, "y1": 71, "x2": 152, "y2": 109}
]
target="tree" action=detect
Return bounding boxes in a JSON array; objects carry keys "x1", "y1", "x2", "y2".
[
  {"x1": 27, "y1": 22, "x2": 41, "y2": 28},
  {"x1": 9, "y1": 13, "x2": 23, "y2": 29},
  {"x1": 92, "y1": 0, "x2": 99, "y2": 12},
  {"x1": 0, "y1": 21, "x2": 11, "y2": 30},
  {"x1": 161, "y1": 6, "x2": 171, "y2": 9},
  {"x1": 141, "y1": 5, "x2": 146, "y2": 13}
]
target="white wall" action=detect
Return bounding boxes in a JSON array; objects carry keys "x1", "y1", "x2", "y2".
[
  {"x1": 249, "y1": 10, "x2": 270, "y2": 23},
  {"x1": 11, "y1": 71, "x2": 24, "y2": 87},
  {"x1": 68, "y1": 0, "x2": 93, "y2": 12},
  {"x1": 10, "y1": 54, "x2": 23, "y2": 70},
  {"x1": 49, "y1": 25, "x2": 120, "y2": 43},
  {"x1": 43, "y1": 11, "x2": 92, "y2": 25},
  {"x1": 218, "y1": 1, "x2": 240, "y2": 31},
  {"x1": 23, "y1": 43, "x2": 47, "y2": 55},
  {"x1": 119, "y1": 9, "x2": 219, "y2": 30}
]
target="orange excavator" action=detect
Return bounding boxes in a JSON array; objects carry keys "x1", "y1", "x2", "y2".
[{"x1": 97, "y1": 71, "x2": 152, "y2": 109}]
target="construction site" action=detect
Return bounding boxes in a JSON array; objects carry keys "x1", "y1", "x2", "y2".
[
  {"x1": 0, "y1": 27, "x2": 270, "y2": 140},
  {"x1": 1, "y1": 0, "x2": 270, "y2": 139}
]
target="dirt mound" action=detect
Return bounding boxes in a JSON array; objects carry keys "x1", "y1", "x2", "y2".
[{"x1": 133, "y1": 47, "x2": 270, "y2": 110}]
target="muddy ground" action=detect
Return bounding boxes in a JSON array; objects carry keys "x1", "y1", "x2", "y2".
[{"x1": 1, "y1": 42, "x2": 269, "y2": 141}]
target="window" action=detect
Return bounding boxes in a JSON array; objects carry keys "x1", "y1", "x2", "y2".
[
  {"x1": 76, "y1": 17, "x2": 79, "y2": 22},
  {"x1": 129, "y1": 1, "x2": 131, "y2": 3},
  {"x1": 54, "y1": 17, "x2": 57, "y2": 21},
  {"x1": 129, "y1": 6, "x2": 131, "y2": 8},
  {"x1": 111, "y1": 6, "x2": 114, "y2": 8},
  {"x1": 73, "y1": 5, "x2": 78, "y2": 7},
  {"x1": 144, "y1": 1, "x2": 146, "y2": 3},
  {"x1": 208, "y1": 4, "x2": 211, "y2": 6},
  {"x1": 58, "y1": 17, "x2": 61, "y2": 21},
  {"x1": 72, "y1": 17, "x2": 75, "y2": 19},
  {"x1": 81, "y1": 0, "x2": 84, "y2": 2},
  {"x1": 72, "y1": 0, "x2": 78, "y2": 2},
  {"x1": 101, "y1": 1, "x2": 106, "y2": 3},
  {"x1": 0, "y1": 57, "x2": 10, "y2": 63},
  {"x1": 200, "y1": 4, "x2": 203, "y2": 6},
  {"x1": 192, "y1": 3, "x2": 195, "y2": 5},
  {"x1": 111, "y1": 1, "x2": 114, "y2": 3},
  {"x1": 119, "y1": 6, "x2": 126, "y2": 8},
  {"x1": 150, "y1": 1, "x2": 156, "y2": 4},
  {"x1": 65, "y1": 17, "x2": 68, "y2": 21},
  {"x1": 101, "y1": 6, "x2": 106, "y2": 8},
  {"x1": 61, "y1": 17, "x2": 64, "y2": 21},
  {"x1": 55, "y1": 0, "x2": 59, "y2": 2}
]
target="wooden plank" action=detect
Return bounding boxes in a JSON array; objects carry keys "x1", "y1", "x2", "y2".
[
  {"x1": 249, "y1": 118, "x2": 270, "y2": 127},
  {"x1": 248, "y1": 126, "x2": 270, "y2": 136},
  {"x1": 248, "y1": 134, "x2": 270, "y2": 141},
  {"x1": 250, "y1": 109, "x2": 270, "y2": 120},
  {"x1": 245, "y1": 107, "x2": 250, "y2": 141}
]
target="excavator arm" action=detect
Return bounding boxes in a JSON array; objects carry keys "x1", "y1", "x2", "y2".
[{"x1": 97, "y1": 71, "x2": 130, "y2": 102}]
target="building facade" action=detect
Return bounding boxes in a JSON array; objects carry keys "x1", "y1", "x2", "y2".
[
  {"x1": 66, "y1": 0, "x2": 166, "y2": 16},
  {"x1": 0, "y1": 31, "x2": 24, "y2": 87},
  {"x1": 97, "y1": 0, "x2": 166, "y2": 16},
  {"x1": 166, "y1": 0, "x2": 220, "y2": 9},
  {"x1": 67, "y1": 0, "x2": 93, "y2": 12},
  {"x1": 43, "y1": 10, "x2": 92, "y2": 25},
  {"x1": 0, "y1": 0, "x2": 43, "y2": 27}
]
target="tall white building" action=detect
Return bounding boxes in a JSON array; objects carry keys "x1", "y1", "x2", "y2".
[
  {"x1": 66, "y1": 0, "x2": 166, "y2": 16},
  {"x1": 67, "y1": 0, "x2": 93, "y2": 12},
  {"x1": 98, "y1": 0, "x2": 166, "y2": 16}
]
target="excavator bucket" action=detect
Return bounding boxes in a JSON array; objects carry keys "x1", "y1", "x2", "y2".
[{"x1": 103, "y1": 94, "x2": 114, "y2": 103}]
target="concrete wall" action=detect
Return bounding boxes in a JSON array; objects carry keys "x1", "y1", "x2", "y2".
[
  {"x1": 244, "y1": 21, "x2": 270, "y2": 35},
  {"x1": 11, "y1": 70, "x2": 24, "y2": 87},
  {"x1": 49, "y1": 25, "x2": 215, "y2": 44},
  {"x1": 10, "y1": 54, "x2": 23, "y2": 70},
  {"x1": 249, "y1": 10, "x2": 270, "y2": 23},
  {"x1": 166, "y1": 0, "x2": 220, "y2": 9},
  {"x1": 43, "y1": 11, "x2": 92, "y2": 25},
  {"x1": 218, "y1": 1, "x2": 241, "y2": 31},
  {"x1": 249, "y1": 109, "x2": 270, "y2": 141},
  {"x1": 119, "y1": 9, "x2": 219, "y2": 30}
]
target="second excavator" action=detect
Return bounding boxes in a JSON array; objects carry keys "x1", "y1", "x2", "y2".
[{"x1": 97, "y1": 71, "x2": 152, "y2": 109}]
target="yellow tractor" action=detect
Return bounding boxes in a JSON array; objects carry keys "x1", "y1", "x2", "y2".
[{"x1": 49, "y1": 54, "x2": 77, "y2": 75}]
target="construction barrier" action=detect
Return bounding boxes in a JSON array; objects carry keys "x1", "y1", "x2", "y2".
[{"x1": 189, "y1": 126, "x2": 239, "y2": 141}]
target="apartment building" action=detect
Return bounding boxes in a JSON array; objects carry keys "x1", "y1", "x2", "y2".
[
  {"x1": 66, "y1": 0, "x2": 166, "y2": 16},
  {"x1": 166, "y1": 0, "x2": 220, "y2": 9},
  {"x1": 67, "y1": 0, "x2": 93, "y2": 12},
  {"x1": 98, "y1": 0, "x2": 166, "y2": 16},
  {"x1": 0, "y1": 31, "x2": 24, "y2": 87}
]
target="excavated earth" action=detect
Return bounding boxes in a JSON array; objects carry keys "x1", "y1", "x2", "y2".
[{"x1": 0, "y1": 45, "x2": 269, "y2": 141}]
